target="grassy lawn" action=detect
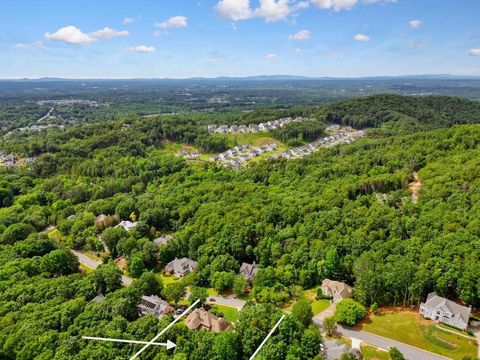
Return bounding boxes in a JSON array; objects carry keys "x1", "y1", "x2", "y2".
[
  {"x1": 361, "y1": 345, "x2": 390, "y2": 360},
  {"x1": 211, "y1": 304, "x2": 239, "y2": 322},
  {"x1": 84, "y1": 250, "x2": 105, "y2": 262},
  {"x1": 47, "y1": 228, "x2": 72, "y2": 247},
  {"x1": 282, "y1": 287, "x2": 331, "y2": 315},
  {"x1": 236, "y1": 292, "x2": 252, "y2": 301},
  {"x1": 155, "y1": 273, "x2": 181, "y2": 285},
  {"x1": 79, "y1": 263, "x2": 94, "y2": 273},
  {"x1": 311, "y1": 300, "x2": 331, "y2": 315},
  {"x1": 360, "y1": 310, "x2": 478, "y2": 360},
  {"x1": 207, "y1": 288, "x2": 218, "y2": 296}
]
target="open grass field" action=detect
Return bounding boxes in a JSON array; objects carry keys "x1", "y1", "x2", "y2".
[
  {"x1": 211, "y1": 304, "x2": 239, "y2": 322},
  {"x1": 361, "y1": 345, "x2": 390, "y2": 360},
  {"x1": 360, "y1": 310, "x2": 478, "y2": 360}
]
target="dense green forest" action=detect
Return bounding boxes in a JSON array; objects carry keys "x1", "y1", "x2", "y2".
[{"x1": 0, "y1": 93, "x2": 479, "y2": 359}]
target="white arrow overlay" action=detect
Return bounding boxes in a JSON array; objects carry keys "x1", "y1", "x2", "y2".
[
  {"x1": 129, "y1": 299, "x2": 201, "y2": 360},
  {"x1": 249, "y1": 315, "x2": 285, "y2": 360},
  {"x1": 82, "y1": 337, "x2": 176, "y2": 350}
]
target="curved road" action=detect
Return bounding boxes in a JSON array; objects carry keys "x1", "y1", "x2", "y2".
[{"x1": 72, "y1": 249, "x2": 132, "y2": 286}]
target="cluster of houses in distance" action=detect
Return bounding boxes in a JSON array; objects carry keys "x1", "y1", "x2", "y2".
[
  {"x1": 270, "y1": 126, "x2": 365, "y2": 160},
  {"x1": 0, "y1": 152, "x2": 36, "y2": 167},
  {"x1": 36, "y1": 99, "x2": 99, "y2": 106},
  {"x1": 207, "y1": 116, "x2": 306, "y2": 134},
  {"x1": 211, "y1": 143, "x2": 277, "y2": 169}
]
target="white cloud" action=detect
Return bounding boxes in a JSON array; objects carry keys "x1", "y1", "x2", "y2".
[
  {"x1": 45, "y1": 26, "x2": 95, "y2": 44},
  {"x1": 123, "y1": 17, "x2": 135, "y2": 25},
  {"x1": 90, "y1": 27, "x2": 129, "y2": 39},
  {"x1": 45, "y1": 26, "x2": 128, "y2": 45},
  {"x1": 409, "y1": 20, "x2": 422, "y2": 29},
  {"x1": 215, "y1": 0, "x2": 306, "y2": 22},
  {"x1": 311, "y1": 0, "x2": 394, "y2": 11},
  {"x1": 354, "y1": 33, "x2": 370, "y2": 42},
  {"x1": 155, "y1": 16, "x2": 188, "y2": 30},
  {"x1": 311, "y1": 0, "x2": 358, "y2": 11},
  {"x1": 14, "y1": 41, "x2": 45, "y2": 49},
  {"x1": 215, "y1": 0, "x2": 252, "y2": 21},
  {"x1": 265, "y1": 53, "x2": 277, "y2": 60},
  {"x1": 253, "y1": 0, "x2": 291, "y2": 22},
  {"x1": 289, "y1": 29, "x2": 311, "y2": 40},
  {"x1": 126, "y1": 45, "x2": 156, "y2": 53},
  {"x1": 469, "y1": 49, "x2": 480, "y2": 57},
  {"x1": 294, "y1": 1, "x2": 310, "y2": 10}
]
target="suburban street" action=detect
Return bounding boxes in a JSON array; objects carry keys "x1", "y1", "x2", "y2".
[
  {"x1": 337, "y1": 326, "x2": 449, "y2": 360},
  {"x1": 71, "y1": 249, "x2": 133, "y2": 287},
  {"x1": 208, "y1": 295, "x2": 246, "y2": 310}
]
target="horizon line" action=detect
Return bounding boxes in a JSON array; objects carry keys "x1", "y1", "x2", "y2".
[{"x1": 1, "y1": 73, "x2": 480, "y2": 81}]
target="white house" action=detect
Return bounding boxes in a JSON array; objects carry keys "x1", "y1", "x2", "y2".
[
  {"x1": 115, "y1": 220, "x2": 137, "y2": 232},
  {"x1": 420, "y1": 292, "x2": 471, "y2": 330}
]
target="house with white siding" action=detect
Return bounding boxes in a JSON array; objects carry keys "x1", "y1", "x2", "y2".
[{"x1": 420, "y1": 292, "x2": 471, "y2": 330}]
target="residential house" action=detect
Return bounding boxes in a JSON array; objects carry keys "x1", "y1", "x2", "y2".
[
  {"x1": 239, "y1": 261, "x2": 259, "y2": 284},
  {"x1": 420, "y1": 292, "x2": 471, "y2": 330},
  {"x1": 239, "y1": 125, "x2": 249, "y2": 133},
  {"x1": 92, "y1": 293, "x2": 105, "y2": 303},
  {"x1": 185, "y1": 308, "x2": 231, "y2": 332},
  {"x1": 137, "y1": 295, "x2": 174, "y2": 317},
  {"x1": 154, "y1": 235, "x2": 173, "y2": 246},
  {"x1": 165, "y1": 257, "x2": 197, "y2": 277},
  {"x1": 321, "y1": 279, "x2": 353, "y2": 303},
  {"x1": 115, "y1": 220, "x2": 137, "y2": 232},
  {"x1": 249, "y1": 124, "x2": 259, "y2": 133}
]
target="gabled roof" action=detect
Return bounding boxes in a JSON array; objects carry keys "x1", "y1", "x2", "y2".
[
  {"x1": 423, "y1": 292, "x2": 471, "y2": 323},
  {"x1": 322, "y1": 279, "x2": 352, "y2": 299},
  {"x1": 185, "y1": 308, "x2": 230, "y2": 332}
]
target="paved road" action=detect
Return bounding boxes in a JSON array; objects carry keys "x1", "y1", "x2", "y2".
[
  {"x1": 71, "y1": 249, "x2": 133, "y2": 287},
  {"x1": 338, "y1": 326, "x2": 449, "y2": 360},
  {"x1": 208, "y1": 295, "x2": 246, "y2": 310}
]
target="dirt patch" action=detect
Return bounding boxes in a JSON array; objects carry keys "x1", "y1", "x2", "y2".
[{"x1": 409, "y1": 171, "x2": 422, "y2": 203}]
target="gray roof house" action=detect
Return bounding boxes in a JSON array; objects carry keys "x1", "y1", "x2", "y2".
[
  {"x1": 321, "y1": 279, "x2": 353, "y2": 303},
  {"x1": 420, "y1": 292, "x2": 471, "y2": 330},
  {"x1": 165, "y1": 257, "x2": 197, "y2": 277},
  {"x1": 239, "y1": 261, "x2": 259, "y2": 284},
  {"x1": 154, "y1": 235, "x2": 173, "y2": 246},
  {"x1": 137, "y1": 295, "x2": 174, "y2": 317}
]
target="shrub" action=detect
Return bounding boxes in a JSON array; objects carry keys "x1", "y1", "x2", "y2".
[{"x1": 334, "y1": 299, "x2": 366, "y2": 326}]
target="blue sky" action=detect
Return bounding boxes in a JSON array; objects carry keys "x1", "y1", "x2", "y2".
[{"x1": 0, "y1": 0, "x2": 479, "y2": 78}]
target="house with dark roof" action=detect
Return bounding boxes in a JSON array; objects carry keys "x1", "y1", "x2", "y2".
[
  {"x1": 321, "y1": 279, "x2": 353, "y2": 303},
  {"x1": 185, "y1": 308, "x2": 230, "y2": 332},
  {"x1": 420, "y1": 292, "x2": 471, "y2": 330},
  {"x1": 239, "y1": 261, "x2": 259, "y2": 284},
  {"x1": 165, "y1": 257, "x2": 197, "y2": 277},
  {"x1": 137, "y1": 295, "x2": 174, "y2": 317}
]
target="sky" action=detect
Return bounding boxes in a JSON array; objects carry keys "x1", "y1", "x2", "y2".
[{"x1": 0, "y1": 0, "x2": 479, "y2": 79}]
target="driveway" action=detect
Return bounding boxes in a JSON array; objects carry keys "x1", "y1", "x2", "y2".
[
  {"x1": 208, "y1": 295, "x2": 246, "y2": 310},
  {"x1": 313, "y1": 302, "x2": 336, "y2": 328},
  {"x1": 71, "y1": 249, "x2": 133, "y2": 287},
  {"x1": 337, "y1": 326, "x2": 449, "y2": 360}
]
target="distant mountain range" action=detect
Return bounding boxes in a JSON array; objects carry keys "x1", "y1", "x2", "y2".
[{"x1": 2, "y1": 74, "x2": 480, "y2": 82}]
